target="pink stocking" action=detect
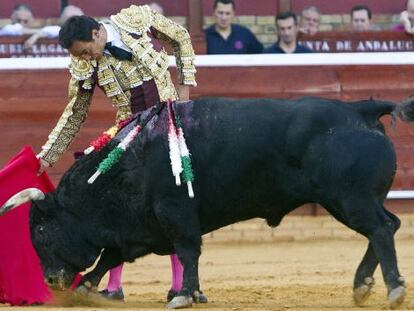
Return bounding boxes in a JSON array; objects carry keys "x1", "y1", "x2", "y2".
[
  {"x1": 106, "y1": 264, "x2": 123, "y2": 291},
  {"x1": 170, "y1": 254, "x2": 183, "y2": 292}
]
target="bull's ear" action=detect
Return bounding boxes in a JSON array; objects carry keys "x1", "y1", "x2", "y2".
[{"x1": 0, "y1": 188, "x2": 45, "y2": 216}]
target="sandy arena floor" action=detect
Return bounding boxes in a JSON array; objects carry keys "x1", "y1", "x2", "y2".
[{"x1": 2, "y1": 238, "x2": 414, "y2": 311}]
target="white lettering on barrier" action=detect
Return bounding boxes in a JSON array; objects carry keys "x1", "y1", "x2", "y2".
[
  {"x1": 301, "y1": 39, "x2": 414, "y2": 52},
  {"x1": 356, "y1": 40, "x2": 414, "y2": 52},
  {"x1": 336, "y1": 40, "x2": 352, "y2": 51},
  {"x1": 0, "y1": 43, "x2": 67, "y2": 57},
  {"x1": 300, "y1": 40, "x2": 332, "y2": 52}
]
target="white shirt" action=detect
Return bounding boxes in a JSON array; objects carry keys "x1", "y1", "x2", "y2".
[
  {"x1": 0, "y1": 24, "x2": 60, "y2": 38},
  {"x1": 40, "y1": 25, "x2": 61, "y2": 38},
  {"x1": 101, "y1": 21, "x2": 131, "y2": 55},
  {"x1": 0, "y1": 23, "x2": 23, "y2": 36}
]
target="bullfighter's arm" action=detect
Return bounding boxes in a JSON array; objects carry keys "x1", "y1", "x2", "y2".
[
  {"x1": 149, "y1": 9, "x2": 197, "y2": 87},
  {"x1": 38, "y1": 77, "x2": 94, "y2": 165}
]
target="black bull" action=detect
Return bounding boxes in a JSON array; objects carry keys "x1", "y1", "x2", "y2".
[{"x1": 3, "y1": 97, "x2": 414, "y2": 309}]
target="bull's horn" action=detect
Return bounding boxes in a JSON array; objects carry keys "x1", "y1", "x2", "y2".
[{"x1": 0, "y1": 188, "x2": 45, "y2": 216}]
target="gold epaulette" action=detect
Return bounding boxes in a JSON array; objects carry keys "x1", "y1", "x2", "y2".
[
  {"x1": 110, "y1": 5, "x2": 152, "y2": 35},
  {"x1": 69, "y1": 56, "x2": 96, "y2": 81}
]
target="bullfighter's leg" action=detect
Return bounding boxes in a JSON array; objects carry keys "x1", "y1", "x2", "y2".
[
  {"x1": 107, "y1": 265, "x2": 123, "y2": 292},
  {"x1": 98, "y1": 264, "x2": 125, "y2": 301},
  {"x1": 76, "y1": 248, "x2": 123, "y2": 296},
  {"x1": 168, "y1": 254, "x2": 183, "y2": 299},
  {"x1": 353, "y1": 210, "x2": 401, "y2": 306},
  {"x1": 335, "y1": 199, "x2": 405, "y2": 308},
  {"x1": 97, "y1": 254, "x2": 190, "y2": 302}
]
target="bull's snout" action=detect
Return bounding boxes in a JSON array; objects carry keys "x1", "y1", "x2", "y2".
[{"x1": 44, "y1": 269, "x2": 71, "y2": 290}]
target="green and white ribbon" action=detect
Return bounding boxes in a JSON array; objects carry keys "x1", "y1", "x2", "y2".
[
  {"x1": 88, "y1": 125, "x2": 142, "y2": 184},
  {"x1": 176, "y1": 115, "x2": 195, "y2": 198},
  {"x1": 168, "y1": 101, "x2": 183, "y2": 186}
]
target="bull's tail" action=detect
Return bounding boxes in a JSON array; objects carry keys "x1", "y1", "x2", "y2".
[
  {"x1": 394, "y1": 97, "x2": 414, "y2": 123},
  {"x1": 354, "y1": 97, "x2": 414, "y2": 128}
]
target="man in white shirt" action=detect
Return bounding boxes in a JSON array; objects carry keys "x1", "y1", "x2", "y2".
[{"x1": 0, "y1": 3, "x2": 37, "y2": 36}]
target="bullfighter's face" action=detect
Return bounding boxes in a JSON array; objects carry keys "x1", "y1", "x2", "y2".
[
  {"x1": 68, "y1": 27, "x2": 106, "y2": 61},
  {"x1": 29, "y1": 197, "x2": 88, "y2": 290}
]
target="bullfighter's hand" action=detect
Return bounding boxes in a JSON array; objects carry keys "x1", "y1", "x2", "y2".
[{"x1": 37, "y1": 158, "x2": 51, "y2": 176}]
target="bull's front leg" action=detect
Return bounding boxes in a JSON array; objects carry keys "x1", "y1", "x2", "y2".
[
  {"x1": 76, "y1": 248, "x2": 123, "y2": 296},
  {"x1": 167, "y1": 238, "x2": 202, "y2": 309},
  {"x1": 155, "y1": 199, "x2": 204, "y2": 309}
]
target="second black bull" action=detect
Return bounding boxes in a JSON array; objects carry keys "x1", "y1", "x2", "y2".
[{"x1": 2, "y1": 96, "x2": 414, "y2": 309}]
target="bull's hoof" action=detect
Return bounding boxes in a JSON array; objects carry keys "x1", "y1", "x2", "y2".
[
  {"x1": 353, "y1": 277, "x2": 375, "y2": 306},
  {"x1": 388, "y1": 286, "x2": 405, "y2": 309},
  {"x1": 167, "y1": 290, "x2": 208, "y2": 304},
  {"x1": 166, "y1": 295, "x2": 193, "y2": 309},
  {"x1": 193, "y1": 290, "x2": 208, "y2": 303},
  {"x1": 167, "y1": 289, "x2": 178, "y2": 302}
]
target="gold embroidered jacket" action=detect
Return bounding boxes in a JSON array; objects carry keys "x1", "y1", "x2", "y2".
[{"x1": 39, "y1": 5, "x2": 197, "y2": 165}]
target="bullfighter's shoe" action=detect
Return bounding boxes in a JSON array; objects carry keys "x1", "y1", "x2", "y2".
[{"x1": 98, "y1": 287, "x2": 124, "y2": 301}]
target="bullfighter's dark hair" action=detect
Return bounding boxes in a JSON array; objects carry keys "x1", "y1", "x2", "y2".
[
  {"x1": 351, "y1": 5, "x2": 372, "y2": 19},
  {"x1": 58, "y1": 15, "x2": 99, "y2": 49},
  {"x1": 276, "y1": 11, "x2": 298, "y2": 25},
  {"x1": 214, "y1": 0, "x2": 235, "y2": 10}
]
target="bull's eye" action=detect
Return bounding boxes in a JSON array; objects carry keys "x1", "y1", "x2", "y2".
[{"x1": 37, "y1": 226, "x2": 44, "y2": 234}]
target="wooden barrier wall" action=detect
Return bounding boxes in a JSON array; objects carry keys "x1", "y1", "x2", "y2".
[{"x1": 0, "y1": 64, "x2": 414, "y2": 213}]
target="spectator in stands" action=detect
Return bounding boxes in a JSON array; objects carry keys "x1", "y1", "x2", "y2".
[
  {"x1": 264, "y1": 11, "x2": 312, "y2": 54},
  {"x1": 149, "y1": 2, "x2": 164, "y2": 15},
  {"x1": 0, "y1": 3, "x2": 38, "y2": 36},
  {"x1": 351, "y1": 5, "x2": 374, "y2": 31},
  {"x1": 394, "y1": 0, "x2": 414, "y2": 34},
  {"x1": 299, "y1": 6, "x2": 321, "y2": 36},
  {"x1": 205, "y1": 0, "x2": 263, "y2": 54},
  {"x1": 24, "y1": 5, "x2": 84, "y2": 51},
  {"x1": 11, "y1": 3, "x2": 34, "y2": 26}
]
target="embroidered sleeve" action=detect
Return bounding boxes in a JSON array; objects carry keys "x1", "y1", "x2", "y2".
[
  {"x1": 150, "y1": 9, "x2": 197, "y2": 86},
  {"x1": 38, "y1": 77, "x2": 94, "y2": 165}
]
